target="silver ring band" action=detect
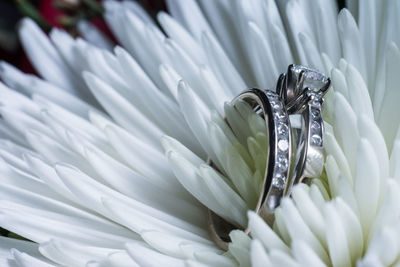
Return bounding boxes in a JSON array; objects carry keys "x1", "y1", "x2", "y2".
[
  {"x1": 208, "y1": 89, "x2": 292, "y2": 250},
  {"x1": 236, "y1": 89, "x2": 292, "y2": 221},
  {"x1": 207, "y1": 65, "x2": 330, "y2": 250}
]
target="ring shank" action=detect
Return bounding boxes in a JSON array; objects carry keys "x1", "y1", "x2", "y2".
[{"x1": 233, "y1": 89, "x2": 292, "y2": 225}]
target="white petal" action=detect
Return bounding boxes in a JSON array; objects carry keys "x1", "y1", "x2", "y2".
[
  {"x1": 354, "y1": 139, "x2": 380, "y2": 237},
  {"x1": 12, "y1": 249, "x2": 55, "y2": 267},
  {"x1": 165, "y1": 0, "x2": 212, "y2": 41},
  {"x1": 337, "y1": 9, "x2": 367, "y2": 81},
  {"x1": 39, "y1": 239, "x2": 119, "y2": 267},
  {"x1": 247, "y1": 22, "x2": 278, "y2": 88},
  {"x1": 344, "y1": 64, "x2": 374, "y2": 119},
  {"x1": 279, "y1": 198, "x2": 329, "y2": 264},
  {"x1": 369, "y1": 179, "x2": 400, "y2": 242},
  {"x1": 324, "y1": 131, "x2": 352, "y2": 183},
  {"x1": 292, "y1": 240, "x2": 326, "y2": 267},
  {"x1": 291, "y1": 184, "x2": 326, "y2": 245},
  {"x1": 18, "y1": 19, "x2": 87, "y2": 99},
  {"x1": 250, "y1": 240, "x2": 272, "y2": 267},
  {"x1": 335, "y1": 198, "x2": 364, "y2": 264},
  {"x1": 193, "y1": 251, "x2": 237, "y2": 267},
  {"x1": 102, "y1": 195, "x2": 210, "y2": 243},
  {"x1": 77, "y1": 21, "x2": 114, "y2": 50},
  {"x1": 324, "y1": 202, "x2": 351, "y2": 267},
  {"x1": 298, "y1": 32, "x2": 324, "y2": 71},
  {"x1": 378, "y1": 43, "x2": 400, "y2": 148},
  {"x1": 0, "y1": 236, "x2": 42, "y2": 260},
  {"x1": 332, "y1": 92, "x2": 360, "y2": 174},
  {"x1": 140, "y1": 230, "x2": 219, "y2": 259},
  {"x1": 125, "y1": 242, "x2": 185, "y2": 267},
  {"x1": 269, "y1": 249, "x2": 300, "y2": 267},
  {"x1": 247, "y1": 211, "x2": 289, "y2": 253},
  {"x1": 83, "y1": 72, "x2": 164, "y2": 146},
  {"x1": 158, "y1": 12, "x2": 206, "y2": 65},
  {"x1": 201, "y1": 32, "x2": 246, "y2": 96},
  {"x1": 364, "y1": 225, "x2": 399, "y2": 266},
  {"x1": 84, "y1": 144, "x2": 204, "y2": 226}
]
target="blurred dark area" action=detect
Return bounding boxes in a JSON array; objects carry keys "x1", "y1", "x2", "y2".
[
  {"x1": 0, "y1": 0, "x2": 166, "y2": 73},
  {"x1": 0, "y1": 0, "x2": 346, "y2": 72},
  {"x1": 0, "y1": 0, "x2": 25, "y2": 65}
]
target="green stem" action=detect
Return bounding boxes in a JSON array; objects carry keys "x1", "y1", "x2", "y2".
[
  {"x1": 0, "y1": 227, "x2": 9, "y2": 237},
  {"x1": 14, "y1": 0, "x2": 51, "y2": 31},
  {"x1": 80, "y1": 0, "x2": 103, "y2": 15}
]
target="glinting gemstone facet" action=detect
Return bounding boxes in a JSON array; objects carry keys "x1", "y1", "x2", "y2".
[
  {"x1": 267, "y1": 90, "x2": 277, "y2": 96},
  {"x1": 311, "y1": 121, "x2": 321, "y2": 130},
  {"x1": 272, "y1": 173, "x2": 286, "y2": 189},
  {"x1": 270, "y1": 100, "x2": 283, "y2": 110},
  {"x1": 278, "y1": 123, "x2": 288, "y2": 136},
  {"x1": 274, "y1": 110, "x2": 286, "y2": 121},
  {"x1": 276, "y1": 155, "x2": 288, "y2": 172},
  {"x1": 311, "y1": 108, "x2": 320, "y2": 119},
  {"x1": 278, "y1": 139, "x2": 289, "y2": 152},
  {"x1": 292, "y1": 65, "x2": 329, "y2": 91},
  {"x1": 311, "y1": 134, "x2": 322, "y2": 146}
]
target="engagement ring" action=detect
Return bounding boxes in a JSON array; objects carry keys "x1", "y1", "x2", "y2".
[{"x1": 208, "y1": 65, "x2": 331, "y2": 250}]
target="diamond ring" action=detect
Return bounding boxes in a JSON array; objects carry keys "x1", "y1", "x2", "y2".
[
  {"x1": 208, "y1": 65, "x2": 330, "y2": 250},
  {"x1": 277, "y1": 65, "x2": 330, "y2": 188}
]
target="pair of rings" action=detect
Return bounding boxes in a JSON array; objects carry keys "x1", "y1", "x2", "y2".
[{"x1": 208, "y1": 65, "x2": 331, "y2": 250}]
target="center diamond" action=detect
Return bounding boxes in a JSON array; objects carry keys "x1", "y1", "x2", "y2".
[{"x1": 292, "y1": 65, "x2": 329, "y2": 91}]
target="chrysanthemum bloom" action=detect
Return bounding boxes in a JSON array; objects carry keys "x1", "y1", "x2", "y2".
[{"x1": 0, "y1": 0, "x2": 399, "y2": 266}]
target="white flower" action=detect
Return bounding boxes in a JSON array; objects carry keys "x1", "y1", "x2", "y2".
[{"x1": 0, "y1": 0, "x2": 399, "y2": 266}]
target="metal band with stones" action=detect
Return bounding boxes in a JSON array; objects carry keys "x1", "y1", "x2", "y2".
[
  {"x1": 207, "y1": 64, "x2": 330, "y2": 251},
  {"x1": 208, "y1": 88, "x2": 292, "y2": 250},
  {"x1": 279, "y1": 65, "x2": 329, "y2": 188}
]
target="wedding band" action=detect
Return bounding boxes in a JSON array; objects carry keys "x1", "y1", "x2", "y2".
[
  {"x1": 208, "y1": 88, "x2": 292, "y2": 250},
  {"x1": 235, "y1": 89, "x2": 293, "y2": 219},
  {"x1": 208, "y1": 65, "x2": 330, "y2": 250}
]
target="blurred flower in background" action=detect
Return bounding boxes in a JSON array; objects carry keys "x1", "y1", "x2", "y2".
[{"x1": 0, "y1": 1, "x2": 25, "y2": 67}]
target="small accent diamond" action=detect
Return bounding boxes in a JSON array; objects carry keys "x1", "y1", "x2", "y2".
[
  {"x1": 272, "y1": 173, "x2": 286, "y2": 190},
  {"x1": 276, "y1": 155, "x2": 288, "y2": 172},
  {"x1": 278, "y1": 123, "x2": 288, "y2": 136},
  {"x1": 278, "y1": 139, "x2": 289, "y2": 152},
  {"x1": 274, "y1": 110, "x2": 286, "y2": 121},
  {"x1": 266, "y1": 91, "x2": 277, "y2": 99},
  {"x1": 311, "y1": 99, "x2": 322, "y2": 108},
  {"x1": 270, "y1": 100, "x2": 283, "y2": 110},
  {"x1": 311, "y1": 134, "x2": 322, "y2": 146},
  {"x1": 311, "y1": 108, "x2": 320, "y2": 118},
  {"x1": 311, "y1": 121, "x2": 321, "y2": 131}
]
